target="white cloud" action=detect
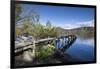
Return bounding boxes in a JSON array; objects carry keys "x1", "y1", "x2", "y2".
[{"x1": 63, "y1": 20, "x2": 94, "y2": 29}]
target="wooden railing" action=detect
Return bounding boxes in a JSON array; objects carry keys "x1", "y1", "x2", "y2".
[
  {"x1": 15, "y1": 35, "x2": 77, "y2": 54},
  {"x1": 15, "y1": 38, "x2": 55, "y2": 53}
]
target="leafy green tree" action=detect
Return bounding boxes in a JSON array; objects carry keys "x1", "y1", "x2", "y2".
[
  {"x1": 46, "y1": 21, "x2": 52, "y2": 28},
  {"x1": 15, "y1": 4, "x2": 22, "y2": 23},
  {"x1": 15, "y1": 27, "x2": 22, "y2": 36}
]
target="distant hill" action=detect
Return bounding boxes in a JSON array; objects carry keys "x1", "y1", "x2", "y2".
[{"x1": 56, "y1": 27, "x2": 94, "y2": 39}]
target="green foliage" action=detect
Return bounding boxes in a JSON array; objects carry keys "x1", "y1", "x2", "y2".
[
  {"x1": 76, "y1": 27, "x2": 94, "y2": 38},
  {"x1": 15, "y1": 4, "x2": 22, "y2": 22},
  {"x1": 15, "y1": 4, "x2": 58, "y2": 39},
  {"x1": 15, "y1": 27, "x2": 22, "y2": 36},
  {"x1": 16, "y1": 20, "x2": 58, "y2": 39},
  {"x1": 35, "y1": 44, "x2": 55, "y2": 59}
]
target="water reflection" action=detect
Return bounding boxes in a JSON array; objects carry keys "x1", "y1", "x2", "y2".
[{"x1": 65, "y1": 38, "x2": 95, "y2": 62}]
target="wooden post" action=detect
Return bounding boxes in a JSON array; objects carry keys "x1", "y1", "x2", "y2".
[{"x1": 32, "y1": 37, "x2": 35, "y2": 58}]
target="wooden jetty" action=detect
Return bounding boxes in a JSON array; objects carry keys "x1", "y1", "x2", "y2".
[
  {"x1": 15, "y1": 35, "x2": 77, "y2": 62},
  {"x1": 15, "y1": 38, "x2": 55, "y2": 53}
]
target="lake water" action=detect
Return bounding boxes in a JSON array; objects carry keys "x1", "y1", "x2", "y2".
[{"x1": 65, "y1": 38, "x2": 95, "y2": 62}]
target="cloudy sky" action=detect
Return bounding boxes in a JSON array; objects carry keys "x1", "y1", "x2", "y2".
[
  {"x1": 20, "y1": 4, "x2": 95, "y2": 29},
  {"x1": 61, "y1": 20, "x2": 94, "y2": 29}
]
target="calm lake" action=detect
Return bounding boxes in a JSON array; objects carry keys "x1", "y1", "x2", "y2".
[{"x1": 65, "y1": 38, "x2": 95, "y2": 62}]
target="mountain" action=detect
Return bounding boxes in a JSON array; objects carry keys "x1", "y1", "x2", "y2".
[{"x1": 56, "y1": 26, "x2": 94, "y2": 39}]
